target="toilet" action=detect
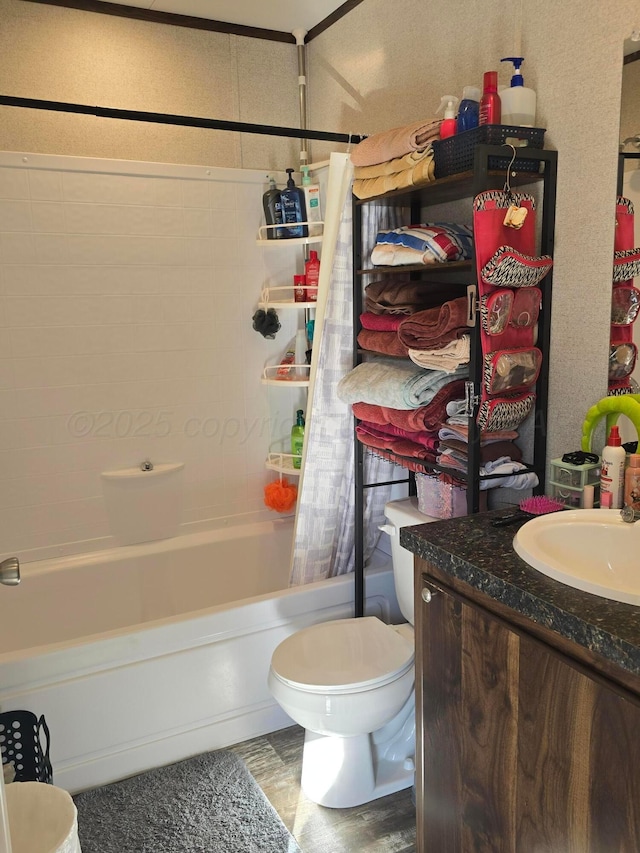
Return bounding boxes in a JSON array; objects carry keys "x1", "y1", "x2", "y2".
[{"x1": 268, "y1": 496, "x2": 435, "y2": 808}]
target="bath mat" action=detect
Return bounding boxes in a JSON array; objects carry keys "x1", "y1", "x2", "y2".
[{"x1": 74, "y1": 749, "x2": 301, "y2": 852}]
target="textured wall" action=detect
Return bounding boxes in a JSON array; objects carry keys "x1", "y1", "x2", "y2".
[
  {"x1": 0, "y1": 0, "x2": 301, "y2": 171},
  {"x1": 307, "y1": 0, "x2": 639, "y2": 461}
]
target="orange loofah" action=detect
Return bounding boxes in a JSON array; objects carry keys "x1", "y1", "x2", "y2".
[{"x1": 264, "y1": 478, "x2": 298, "y2": 513}]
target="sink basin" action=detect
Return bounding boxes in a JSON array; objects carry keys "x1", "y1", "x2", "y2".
[{"x1": 513, "y1": 509, "x2": 640, "y2": 605}]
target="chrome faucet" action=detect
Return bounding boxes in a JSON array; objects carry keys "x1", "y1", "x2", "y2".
[
  {"x1": 0, "y1": 556, "x2": 20, "y2": 586},
  {"x1": 620, "y1": 505, "x2": 640, "y2": 523}
]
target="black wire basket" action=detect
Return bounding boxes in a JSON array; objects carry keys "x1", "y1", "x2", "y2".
[
  {"x1": 0, "y1": 710, "x2": 53, "y2": 784},
  {"x1": 433, "y1": 124, "x2": 546, "y2": 179}
]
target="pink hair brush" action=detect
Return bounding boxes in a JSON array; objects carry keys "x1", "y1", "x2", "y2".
[{"x1": 491, "y1": 495, "x2": 565, "y2": 527}]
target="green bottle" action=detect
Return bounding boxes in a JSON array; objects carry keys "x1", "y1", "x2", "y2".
[{"x1": 291, "y1": 409, "x2": 305, "y2": 470}]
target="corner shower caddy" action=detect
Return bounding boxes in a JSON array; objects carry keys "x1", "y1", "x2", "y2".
[
  {"x1": 257, "y1": 224, "x2": 324, "y2": 477},
  {"x1": 352, "y1": 143, "x2": 558, "y2": 615}
]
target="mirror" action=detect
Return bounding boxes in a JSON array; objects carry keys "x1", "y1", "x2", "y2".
[{"x1": 615, "y1": 39, "x2": 640, "y2": 443}]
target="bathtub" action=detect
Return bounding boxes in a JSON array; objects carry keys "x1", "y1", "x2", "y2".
[{"x1": 0, "y1": 518, "x2": 400, "y2": 793}]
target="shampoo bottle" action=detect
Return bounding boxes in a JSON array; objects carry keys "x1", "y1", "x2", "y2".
[
  {"x1": 624, "y1": 453, "x2": 640, "y2": 511},
  {"x1": 262, "y1": 176, "x2": 283, "y2": 239},
  {"x1": 479, "y1": 71, "x2": 501, "y2": 125},
  {"x1": 291, "y1": 409, "x2": 305, "y2": 469},
  {"x1": 500, "y1": 57, "x2": 537, "y2": 127},
  {"x1": 301, "y1": 166, "x2": 322, "y2": 237},
  {"x1": 280, "y1": 168, "x2": 308, "y2": 239},
  {"x1": 457, "y1": 86, "x2": 481, "y2": 133},
  {"x1": 600, "y1": 424, "x2": 626, "y2": 509},
  {"x1": 436, "y1": 96, "x2": 459, "y2": 139},
  {"x1": 304, "y1": 250, "x2": 320, "y2": 302}
]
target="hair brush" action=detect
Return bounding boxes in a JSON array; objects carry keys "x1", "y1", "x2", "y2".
[{"x1": 491, "y1": 495, "x2": 565, "y2": 527}]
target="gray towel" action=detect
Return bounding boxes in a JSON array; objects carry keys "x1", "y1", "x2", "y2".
[{"x1": 337, "y1": 357, "x2": 468, "y2": 410}]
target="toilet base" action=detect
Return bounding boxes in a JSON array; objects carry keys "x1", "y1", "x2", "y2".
[{"x1": 300, "y1": 690, "x2": 415, "y2": 809}]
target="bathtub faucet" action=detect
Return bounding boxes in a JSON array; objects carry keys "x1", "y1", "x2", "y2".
[
  {"x1": 140, "y1": 459, "x2": 154, "y2": 472},
  {"x1": 0, "y1": 556, "x2": 20, "y2": 586}
]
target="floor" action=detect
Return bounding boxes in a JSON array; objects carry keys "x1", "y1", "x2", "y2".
[{"x1": 230, "y1": 725, "x2": 417, "y2": 853}]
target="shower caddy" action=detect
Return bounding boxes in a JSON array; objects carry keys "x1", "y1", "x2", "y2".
[{"x1": 352, "y1": 143, "x2": 558, "y2": 615}]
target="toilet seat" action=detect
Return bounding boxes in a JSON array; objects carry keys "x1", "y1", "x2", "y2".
[{"x1": 270, "y1": 616, "x2": 414, "y2": 695}]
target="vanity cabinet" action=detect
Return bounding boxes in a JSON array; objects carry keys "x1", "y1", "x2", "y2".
[{"x1": 415, "y1": 559, "x2": 640, "y2": 853}]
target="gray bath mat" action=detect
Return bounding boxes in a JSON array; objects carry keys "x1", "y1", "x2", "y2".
[{"x1": 74, "y1": 749, "x2": 301, "y2": 852}]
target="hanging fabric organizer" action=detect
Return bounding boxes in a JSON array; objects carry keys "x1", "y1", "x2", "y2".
[
  {"x1": 609, "y1": 196, "x2": 640, "y2": 395},
  {"x1": 472, "y1": 187, "x2": 553, "y2": 431}
]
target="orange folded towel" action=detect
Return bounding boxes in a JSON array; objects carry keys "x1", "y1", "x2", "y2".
[{"x1": 350, "y1": 118, "x2": 442, "y2": 167}]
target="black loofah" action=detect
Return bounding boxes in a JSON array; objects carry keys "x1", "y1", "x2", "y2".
[{"x1": 252, "y1": 308, "x2": 281, "y2": 339}]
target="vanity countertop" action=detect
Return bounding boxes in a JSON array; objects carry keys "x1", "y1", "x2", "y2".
[{"x1": 400, "y1": 510, "x2": 640, "y2": 680}]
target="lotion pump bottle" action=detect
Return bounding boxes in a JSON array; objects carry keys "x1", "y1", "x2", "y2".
[
  {"x1": 300, "y1": 166, "x2": 322, "y2": 237},
  {"x1": 500, "y1": 57, "x2": 537, "y2": 127},
  {"x1": 479, "y1": 71, "x2": 501, "y2": 125},
  {"x1": 600, "y1": 424, "x2": 626, "y2": 509},
  {"x1": 437, "y1": 96, "x2": 459, "y2": 138}
]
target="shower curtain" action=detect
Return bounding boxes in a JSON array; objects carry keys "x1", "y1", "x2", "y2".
[{"x1": 289, "y1": 154, "x2": 407, "y2": 586}]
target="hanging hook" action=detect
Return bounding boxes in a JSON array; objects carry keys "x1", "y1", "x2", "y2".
[{"x1": 503, "y1": 143, "x2": 518, "y2": 198}]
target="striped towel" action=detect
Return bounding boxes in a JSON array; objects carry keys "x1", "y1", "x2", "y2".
[{"x1": 371, "y1": 223, "x2": 473, "y2": 267}]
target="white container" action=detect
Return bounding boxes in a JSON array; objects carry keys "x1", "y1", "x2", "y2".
[
  {"x1": 5, "y1": 782, "x2": 81, "y2": 853},
  {"x1": 500, "y1": 85, "x2": 537, "y2": 127}
]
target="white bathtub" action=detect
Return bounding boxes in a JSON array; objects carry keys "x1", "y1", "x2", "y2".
[{"x1": 0, "y1": 519, "x2": 400, "y2": 793}]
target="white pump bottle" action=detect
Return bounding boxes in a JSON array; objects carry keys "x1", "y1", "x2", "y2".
[{"x1": 500, "y1": 57, "x2": 536, "y2": 127}]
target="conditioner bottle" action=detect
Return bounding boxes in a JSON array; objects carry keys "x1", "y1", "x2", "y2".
[
  {"x1": 262, "y1": 176, "x2": 283, "y2": 239},
  {"x1": 600, "y1": 425, "x2": 626, "y2": 509}
]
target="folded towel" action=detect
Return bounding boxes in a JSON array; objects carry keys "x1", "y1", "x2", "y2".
[
  {"x1": 359, "y1": 439, "x2": 432, "y2": 474},
  {"x1": 352, "y1": 379, "x2": 467, "y2": 432},
  {"x1": 398, "y1": 297, "x2": 470, "y2": 350},
  {"x1": 438, "y1": 424, "x2": 519, "y2": 443},
  {"x1": 480, "y1": 458, "x2": 539, "y2": 491},
  {"x1": 350, "y1": 117, "x2": 442, "y2": 167},
  {"x1": 353, "y1": 148, "x2": 435, "y2": 199},
  {"x1": 337, "y1": 357, "x2": 467, "y2": 409},
  {"x1": 365, "y1": 279, "x2": 462, "y2": 315},
  {"x1": 357, "y1": 419, "x2": 439, "y2": 451},
  {"x1": 438, "y1": 438, "x2": 523, "y2": 464},
  {"x1": 357, "y1": 328, "x2": 409, "y2": 358},
  {"x1": 356, "y1": 424, "x2": 437, "y2": 462},
  {"x1": 359, "y1": 312, "x2": 404, "y2": 332},
  {"x1": 353, "y1": 147, "x2": 434, "y2": 180},
  {"x1": 408, "y1": 336, "x2": 470, "y2": 372},
  {"x1": 371, "y1": 223, "x2": 473, "y2": 267}
]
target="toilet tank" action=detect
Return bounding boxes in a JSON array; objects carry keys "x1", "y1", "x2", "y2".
[{"x1": 383, "y1": 497, "x2": 438, "y2": 625}]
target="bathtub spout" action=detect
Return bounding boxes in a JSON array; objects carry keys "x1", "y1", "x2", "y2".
[{"x1": 0, "y1": 557, "x2": 20, "y2": 586}]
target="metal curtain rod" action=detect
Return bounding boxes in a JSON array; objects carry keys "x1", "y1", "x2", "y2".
[{"x1": 0, "y1": 95, "x2": 364, "y2": 144}]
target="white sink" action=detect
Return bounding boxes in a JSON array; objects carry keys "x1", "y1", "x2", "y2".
[{"x1": 513, "y1": 509, "x2": 640, "y2": 605}]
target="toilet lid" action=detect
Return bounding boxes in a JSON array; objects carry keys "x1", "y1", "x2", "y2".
[{"x1": 271, "y1": 617, "x2": 414, "y2": 693}]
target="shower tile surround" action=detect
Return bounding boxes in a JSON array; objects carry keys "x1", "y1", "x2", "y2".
[{"x1": 0, "y1": 154, "x2": 303, "y2": 557}]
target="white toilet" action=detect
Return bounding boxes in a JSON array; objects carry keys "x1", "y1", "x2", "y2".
[{"x1": 268, "y1": 496, "x2": 435, "y2": 808}]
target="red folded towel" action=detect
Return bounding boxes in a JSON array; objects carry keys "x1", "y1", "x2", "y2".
[
  {"x1": 397, "y1": 297, "x2": 470, "y2": 350},
  {"x1": 359, "y1": 312, "x2": 404, "y2": 332},
  {"x1": 357, "y1": 420, "x2": 439, "y2": 451},
  {"x1": 357, "y1": 329, "x2": 409, "y2": 357},
  {"x1": 352, "y1": 379, "x2": 466, "y2": 433}
]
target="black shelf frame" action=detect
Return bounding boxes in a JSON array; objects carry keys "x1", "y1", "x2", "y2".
[{"x1": 352, "y1": 144, "x2": 558, "y2": 617}]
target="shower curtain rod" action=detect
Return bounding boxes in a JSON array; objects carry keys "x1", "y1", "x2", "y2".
[{"x1": 0, "y1": 94, "x2": 365, "y2": 144}]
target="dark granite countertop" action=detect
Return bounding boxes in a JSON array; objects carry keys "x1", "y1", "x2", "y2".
[{"x1": 400, "y1": 510, "x2": 640, "y2": 680}]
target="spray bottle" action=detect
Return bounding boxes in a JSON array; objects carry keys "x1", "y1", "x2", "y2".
[
  {"x1": 500, "y1": 57, "x2": 536, "y2": 127},
  {"x1": 479, "y1": 71, "x2": 501, "y2": 125},
  {"x1": 600, "y1": 424, "x2": 626, "y2": 509},
  {"x1": 436, "y1": 96, "x2": 459, "y2": 139}
]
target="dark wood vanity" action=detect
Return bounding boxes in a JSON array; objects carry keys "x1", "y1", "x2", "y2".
[{"x1": 401, "y1": 511, "x2": 640, "y2": 853}]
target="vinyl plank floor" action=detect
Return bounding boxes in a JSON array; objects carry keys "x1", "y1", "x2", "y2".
[{"x1": 230, "y1": 725, "x2": 416, "y2": 853}]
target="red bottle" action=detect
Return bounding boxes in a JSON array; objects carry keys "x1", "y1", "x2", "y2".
[
  {"x1": 479, "y1": 71, "x2": 501, "y2": 125},
  {"x1": 304, "y1": 250, "x2": 320, "y2": 302}
]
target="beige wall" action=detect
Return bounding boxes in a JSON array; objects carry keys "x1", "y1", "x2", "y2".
[
  {"x1": 1, "y1": 0, "x2": 638, "y2": 464},
  {"x1": 308, "y1": 0, "x2": 639, "y2": 461},
  {"x1": 0, "y1": 0, "x2": 301, "y2": 170}
]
